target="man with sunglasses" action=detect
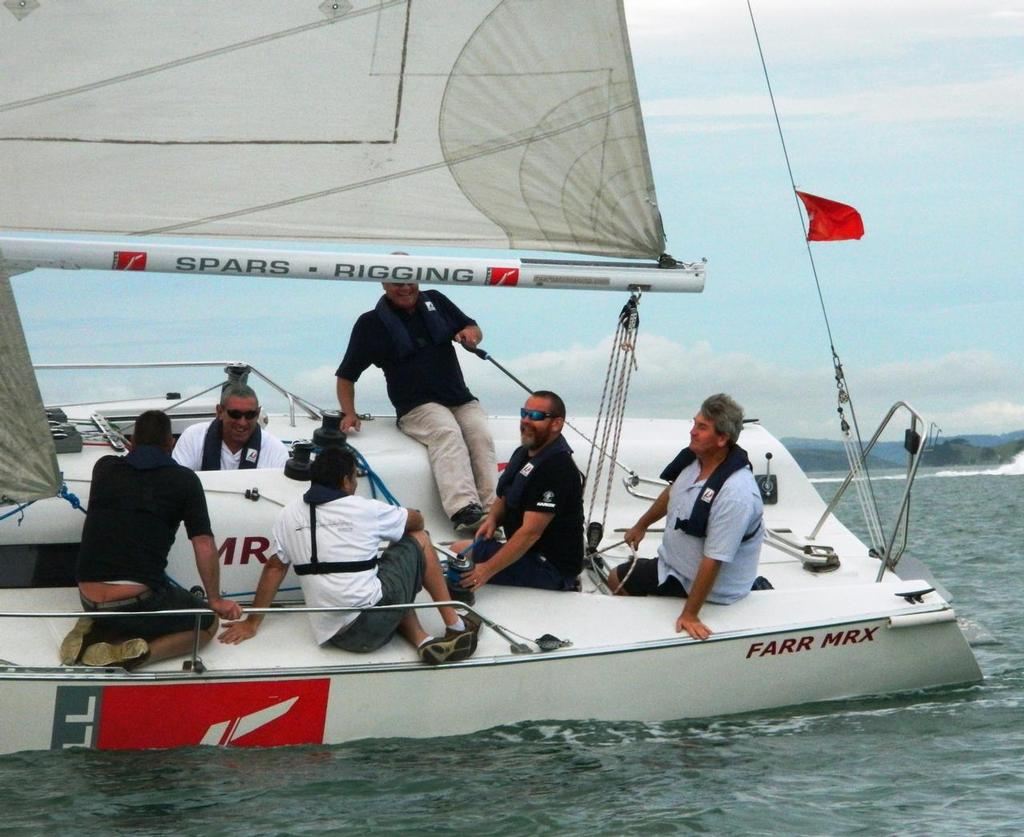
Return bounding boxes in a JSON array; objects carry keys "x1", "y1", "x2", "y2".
[
  {"x1": 450, "y1": 391, "x2": 584, "y2": 592},
  {"x1": 336, "y1": 279, "x2": 496, "y2": 534},
  {"x1": 172, "y1": 383, "x2": 289, "y2": 471}
]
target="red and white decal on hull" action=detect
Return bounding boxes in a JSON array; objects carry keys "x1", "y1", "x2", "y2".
[{"x1": 52, "y1": 679, "x2": 330, "y2": 750}]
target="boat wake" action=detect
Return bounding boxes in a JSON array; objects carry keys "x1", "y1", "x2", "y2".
[{"x1": 812, "y1": 449, "x2": 1024, "y2": 483}]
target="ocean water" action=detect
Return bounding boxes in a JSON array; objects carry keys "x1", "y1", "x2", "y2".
[{"x1": 2, "y1": 469, "x2": 1022, "y2": 835}]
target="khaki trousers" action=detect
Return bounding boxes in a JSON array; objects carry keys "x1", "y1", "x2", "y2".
[{"x1": 398, "y1": 400, "x2": 498, "y2": 518}]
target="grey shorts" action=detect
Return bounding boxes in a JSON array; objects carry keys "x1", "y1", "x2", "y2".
[{"x1": 328, "y1": 536, "x2": 424, "y2": 653}]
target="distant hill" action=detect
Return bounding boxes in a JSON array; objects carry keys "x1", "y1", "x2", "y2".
[{"x1": 781, "y1": 431, "x2": 1024, "y2": 473}]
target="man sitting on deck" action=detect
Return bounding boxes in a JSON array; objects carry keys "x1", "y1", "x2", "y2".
[
  {"x1": 336, "y1": 279, "x2": 497, "y2": 534},
  {"x1": 217, "y1": 447, "x2": 480, "y2": 665},
  {"x1": 172, "y1": 382, "x2": 290, "y2": 471},
  {"x1": 606, "y1": 393, "x2": 764, "y2": 640},
  {"x1": 450, "y1": 390, "x2": 584, "y2": 593},
  {"x1": 64, "y1": 409, "x2": 242, "y2": 669}
]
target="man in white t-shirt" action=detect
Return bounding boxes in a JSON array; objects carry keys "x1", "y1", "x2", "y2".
[
  {"x1": 218, "y1": 446, "x2": 480, "y2": 664},
  {"x1": 172, "y1": 383, "x2": 289, "y2": 471},
  {"x1": 607, "y1": 394, "x2": 764, "y2": 640}
]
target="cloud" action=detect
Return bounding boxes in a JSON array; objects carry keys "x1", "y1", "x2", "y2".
[
  {"x1": 308, "y1": 336, "x2": 1024, "y2": 439},
  {"x1": 624, "y1": 1, "x2": 1024, "y2": 56},
  {"x1": 642, "y1": 72, "x2": 1024, "y2": 129},
  {"x1": 932, "y1": 401, "x2": 1024, "y2": 435}
]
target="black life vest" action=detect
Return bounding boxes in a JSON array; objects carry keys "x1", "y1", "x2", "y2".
[
  {"x1": 662, "y1": 445, "x2": 761, "y2": 541},
  {"x1": 374, "y1": 289, "x2": 457, "y2": 359},
  {"x1": 200, "y1": 420, "x2": 262, "y2": 471},
  {"x1": 498, "y1": 434, "x2": 577, "y2": 510},
  {"x1": 294, "y1": 484, "x2": 379, "y2": 576}
]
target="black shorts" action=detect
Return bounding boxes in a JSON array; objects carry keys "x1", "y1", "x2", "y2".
[
  {"x1": 80, "y1": 584, "x2": 214, "y2": 639},
  {"x1": 612, "y1": 557, "x2": 688, "y2": 597}
]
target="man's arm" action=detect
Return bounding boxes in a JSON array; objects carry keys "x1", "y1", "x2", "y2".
[
  {"x1": 218, "y1": 555, "x2": 289, "y2": 644},
  {"x1": 336, "y1": 377, "x2": 361, "y2": 433},
  {"x1": 461, "y1": 509, "x2": 552, "y2": 590},
  {"x1": 475, "y1": 496, "x2": 505, "y2": 542},
  {"x1": 675, "y1": 556, "x2": 722, "y2": 640},
  {"x1": 191, "y1": 534, "x2": 243, "y2": 621},
  {"x1": 404, "y1": 508, "x2": 424, "y2": 533},
  {"x1": 623, "y1": 486, "x2": 671, "y2": 550}
]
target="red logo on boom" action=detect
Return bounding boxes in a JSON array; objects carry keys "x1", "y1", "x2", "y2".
[
  {"x1": 487, "y1": 267, "x2": 519, "y2": 286},
  {"x1": 112, "y1": 251, "x2": 148, "y2": 271}
]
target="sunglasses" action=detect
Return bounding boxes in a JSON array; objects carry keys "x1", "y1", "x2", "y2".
[
  {"x1": 520, "y1": 408, "x2": 556, "y2": 421},
  {"x1": 224, "y1": 408, "x2": 259, "y2": 420}
]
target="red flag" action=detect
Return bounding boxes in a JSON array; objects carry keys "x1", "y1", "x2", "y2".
[{"x1": 795, "y1": 191, "x2": 864, "y2": 241}]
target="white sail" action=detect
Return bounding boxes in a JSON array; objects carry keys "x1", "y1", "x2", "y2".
[
  {"x1": 0, "y1": 0, "x2": 665, "y2": 259},
  {"x1": 0, "y1": 274, "x2": 60, "y2": 503}
]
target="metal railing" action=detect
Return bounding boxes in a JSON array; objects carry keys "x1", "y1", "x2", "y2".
[
  {"x1": 0, "y1": 598, "x2": 543, "y2": 674},
  {"x1": 808, "y1": 401, "x2": 928, "y2": 582},
  {"x1": 34, "y1": 360, "x2": 324, "y2": 428}
]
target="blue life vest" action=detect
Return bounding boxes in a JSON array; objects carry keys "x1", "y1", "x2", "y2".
[
  {"x1": 200, "y1": 420, "x2": 262, "y2": 470},
  {"x1": 662, "y1": 445, "x2": 761, "y2": 541},
  {"x1": 374, "y1": 289, "x2": 457, "y2": 359},
  {"x1": 498, "y1": 435, "x2": 576, "y2": 510}
]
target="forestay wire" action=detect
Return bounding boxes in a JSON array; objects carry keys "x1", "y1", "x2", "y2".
[
  {"x1": 746, "y1": 0, "x2": 885, "y2": 552},
  {"x1": 583, "y1": 294, "x2": 641, "y2": 535}
]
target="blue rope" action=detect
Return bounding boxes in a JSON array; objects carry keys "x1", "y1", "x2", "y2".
[
  {"x1": 0, "y1": 481, "x2": 87, "y2": 525},
  {"x1": 59, "y1": 483, "x2": 87, "y2": 514},
  {"x1": 348, "y1": 446, "x2": 401, "y2": 507},
  {"x1": 0, "y1": 500, "x2": 34, "y2": 525}
]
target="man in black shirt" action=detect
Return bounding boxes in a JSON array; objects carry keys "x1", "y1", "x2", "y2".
[
  {"x1": 451, "y1": 391, "x2": 584, "y2": 592},
  {"x1": 336, "y1": 280, "x2": 497, "y2": 532},
  {"x1": 65, "y1": 410, "x2": 241, "y2": 669}
]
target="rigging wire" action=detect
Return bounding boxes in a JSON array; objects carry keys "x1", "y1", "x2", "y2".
[
  {"x1": 583, "y1": 294, "x2": 642, "y2": 540},
  {"x1": 745, "y1": 0, "x2": 885, "y2": 551}
]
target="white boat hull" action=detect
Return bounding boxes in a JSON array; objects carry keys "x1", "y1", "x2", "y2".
[
  {"x1": 3, "y1": 585, "x2": 979, "y2": 752},
  {"x1": 0, "y1": 399, "x2": 982, "y2": 754}
]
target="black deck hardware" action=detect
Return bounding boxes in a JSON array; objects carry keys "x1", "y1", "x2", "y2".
[{"x1": 896, "y1": 587, "x2": 935, "y2": 604}]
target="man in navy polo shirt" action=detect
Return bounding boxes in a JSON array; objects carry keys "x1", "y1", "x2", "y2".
[
  {"x1": 451, "y1": 390, "x2": 584, "y2": 592},
  {"x1": 336, "y1": 280, "x2": 497, "y2": 533}
]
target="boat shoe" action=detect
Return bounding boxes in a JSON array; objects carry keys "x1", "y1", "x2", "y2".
[
  {"x1": 444, "y1": 613, "x2": 482, "y2": 656},
  {"x1": 58, "y1": 616, "x2": 95, "y2": 665},
  {"x1": 450, "y1": 503, "x2": 486, "y2": 533},
  {"x1": 419, "y1": 627, "x2": 476, "y2": 665},
  {"x1": 81, "y1": 638, "x2": 151, "y2": 670}
]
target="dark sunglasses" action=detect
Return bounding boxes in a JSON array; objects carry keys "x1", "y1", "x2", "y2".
[
  {"x1": 225, "y1": 408, "x2": 259, "y2": 420},
  {"x1": 520, "y1": 408, "x2": 556, "y2": 421}
]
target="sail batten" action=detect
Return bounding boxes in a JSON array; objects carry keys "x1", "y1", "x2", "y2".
[{"x1": 0, "y1": 0, "x2": 665, "y2": 259}]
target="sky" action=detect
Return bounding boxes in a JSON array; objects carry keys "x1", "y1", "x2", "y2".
[{"x1": 10, "y1": 0, "x2": 1024, "y2": 440}]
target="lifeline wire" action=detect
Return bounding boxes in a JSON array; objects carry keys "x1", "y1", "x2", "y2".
[{"x1": 746, "y1": 0, "x2": 884, "y2": 545}]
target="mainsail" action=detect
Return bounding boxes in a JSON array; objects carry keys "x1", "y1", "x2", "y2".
[
  {"x1": 0, "y1": 0, "x2": 665, "y2": 260},
  {"x1": 0, "y1": 273, "x2": 60, "y2": 503}
]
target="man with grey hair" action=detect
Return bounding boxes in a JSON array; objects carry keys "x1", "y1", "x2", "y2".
[
  {"x1": 607, "y1": 393, "x2": 764, "y2": 639},
  {"x1": 172, "y1": 383, "x2": 289, "y2": 471}
]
